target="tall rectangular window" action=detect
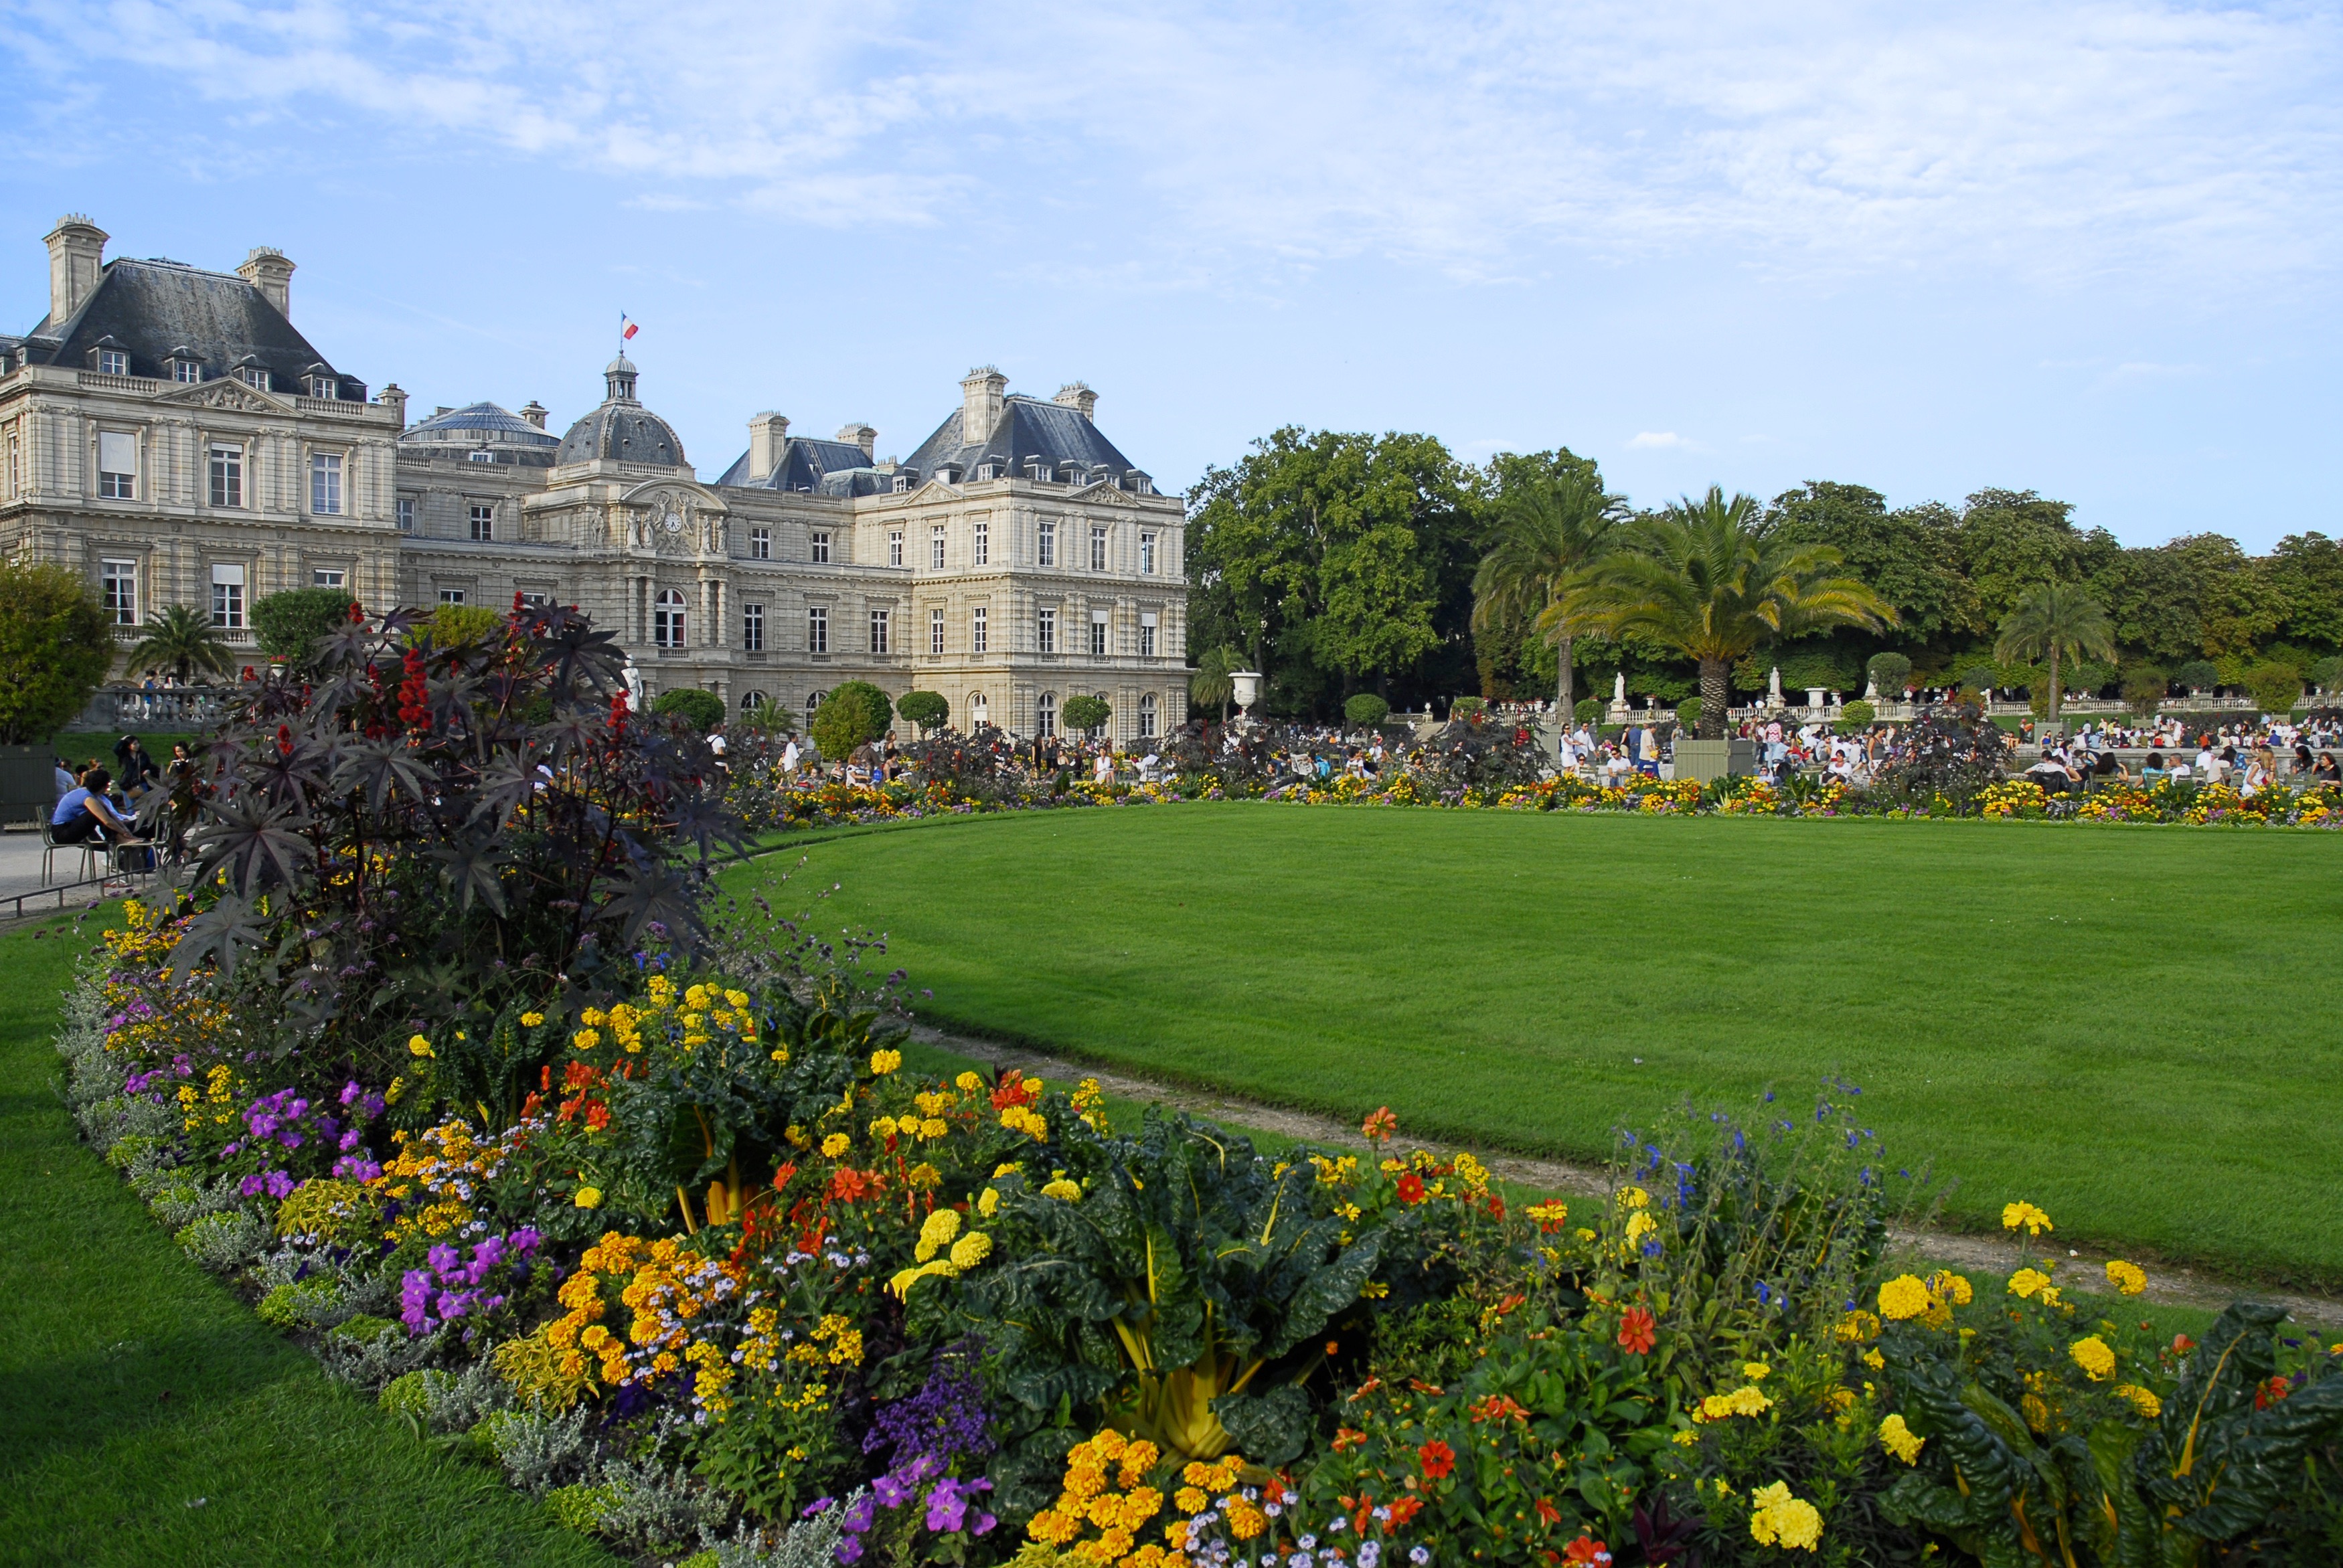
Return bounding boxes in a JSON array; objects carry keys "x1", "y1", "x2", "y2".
[
  {"x1": 973, "y1": 520, "x2": 988, "y2": 565},
  {"x1": 1140, "y1": 612, "x2": 1157, "y2": 658},
  {"x1": 972, "y1": 606, "x2": 987, "y2": 653},
  {"x1": 311, "y1": 451, "x2": 343, "y2": 515},
  {"x1": 930, "y1": 607, "x2": 945, "y2": 654},
  {"x1": 1140, "y1": 531, "x2": 1157, "y2": 574},
  {"x1": 469, "y1": 504, "x2": 493, "y2": 541},
  {"x1": 743, "y1": 602, "x2": 765, "y2": 651},
  {"x1": 98, "y1": 431, "x2": 136, "y2": 499},
  {"x1": 812, "y1": 531, "x2": 831, "y2": 563},
  {"x1": 750, "y1": 526, "x2": 770, "y2": 560},
  {"x1": 807, "y1": 606, "x2": 829, "y2": 653},
  {"x1": 312, "y1": 568, "x2": 347, "y2": 589},
  {"x1": 210, "y1": 563, "x2": 245, "y2": 628},
  {"x1": 1090, "y1": 525, "x2": 1108, "y2": 571},
  {"x1": 7, "y1": 430, "x2": 18, "y2": 497},
  {"x1": 1089, "y1": 610, "x2": 1109, "y2": 657},
  {"x1": 1038, "y1": 521, "x2": 1055, "y2": 567},
  {"x1": 931, "y1": 526, "x2": 946, "y2": 570},
  {"x1": 101, "y1": 559, "x2": 137, "y2": 626},
  {"x1": 396, "y1": 497, "x2": 415, "y2": 531},
  {"x1": 237, "y1": 366, "x2": 268, "y2": 391},
  {"x1": 208, "y1": 444, "x2": 243, "y2": 509},
  {"x1": 171, "y1": 359, "x2": 201, "y2": 383},
  {"x1": 888, "y1": 530, "x2": 904, "y2": 568},
  {"x1": 868, "y1": 608, "x2": 890, "y2": 655},
  {"x1": 98, "y1": 349, "x2": 128, "y2": 375},
  {"x1": 1037, "y1": 608, "x2": 1056, "y2": 654}
]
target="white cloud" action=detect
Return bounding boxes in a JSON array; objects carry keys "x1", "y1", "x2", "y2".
[
  {"x1": 3, "y1": 1, "x2": 2336, "y2": 290},
  {"x1": 1627, "y1": 431, "x2": 1690, "y2": 450}
]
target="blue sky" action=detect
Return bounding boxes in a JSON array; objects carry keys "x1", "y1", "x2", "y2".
[{"x1": 2, "y1": 1, "x2": 2336, "y2": 547}]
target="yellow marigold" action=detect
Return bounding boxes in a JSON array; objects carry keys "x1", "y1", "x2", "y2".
[
  {"x1": 870, "y1": 1116, "x2": 901, "y2": 1139},
  {"x1": 1043, "y1": 1179, "x2": 1082, "y2": 1202},
  {"x1": 1743, "y1": 1361, "x2": 1771, "y2": 1382},
  {"x1": 916, "y1": 1207, "x2": 963, "y2": 1261},
  {"x1": 978, "y1": 1187, "x2": 1002, "y2": 1219},
  {"x1": 1174, "y1": 1486, "x2": 1208, "y2": 1513},
  {"x1": 2021, "y1": 1392, "x2": 2051, "y2": 1433},
  {"x1": 1878, "y1": 1275, "x2": 1934, "y2": 1320},
  {"x1": 2070, "y1": 1336, "x2": 2116, "y2": 1381},
  {"x1": 574, "y1": 1187, "x2": 602, "y2": 1209},
  {"x1": 1028, "y1": 1508, "x2": 1082, "y2": 1545},
  {"x1": 1625, "y1": 1210, "x2": 1658, "y2": 1245},
  {"x1": 1837, "y1": 1310, "x2": 1882, "y2": 1342},
  {"x1": 1119, "y1": 1486, "x2": 1164, "y2": 1529},
  {"x1": 2115, "y1": 1383, "x2": 2162, "y2": 1419},
  {"x1": 2105, "y1": 1259, "x2": 2147, "y2": 1296},
  {"x1": 1862, "y1": 1348, "x2": 1885, "y2": 1370},
  {"x1": 1617, "y1": 1185, "x2": 1650, "y2": 1209},
  {"x1": 2008, "y1": 1268, "x2": 2053, "y2": 1301},
  {"x1": 920, "y1": 1117, "x2": 949, "y2": 1140},
  {"x1": 1727, "y1": 1385, "x2": 1773, "y2": 1416},
  {"x1": 950, "y1": 1231, "x2": 993, "y2": 1270},
  {"x1": 2002, "y1": 1201, "x2": 2054, "y2": 1237},
  {"x1": 570, "y1": 1028, "x2": 601, "y2": 1051},
  {"x1": 520, "y1": 1012, "x2": 545, "y2": 1027},
  {"x1": 956, "y1": 1071, "x2": 985, "y2": 1092},
  {"x1": 1927, "y1": 1270, "x2": 1975, "y2": 1306},
  {"x1": 821, "y1": 1133, "x2": 851, "y2": 1158},
  {"x1": 1749, "y1": 1481, "x2": 1822, "y2": 1551},
  {"x1": 408, "y1": 1034, "x2": 435, "y2": 1058},
  {"x1": 870, "y1": 1049, "x2": 903, "y2": 1075},
  {"x1": 1878, "y1": 1413, "x2": 1925, "y2": 1464}
]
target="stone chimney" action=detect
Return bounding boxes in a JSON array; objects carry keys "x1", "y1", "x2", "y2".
[
  {"x1": 1052, "y1": 381, "x2": 1098, "y2": 421},
  {"x1": 748, "y1": 412, "x2": 790, "y2": 482},
  {"x1": 960, "y1": 365, "x2": 1006, "y2": 440},
  {"x1": 44, "y1": 213, "x2": 107, "y2": 325},
  {"x1": 837, "y1": 422, "x2": 877, "y2": 460},
  {"x1": 378, "y1": 383, "x2": 408, "y2": 425},
  {"x1": 519, "y1": 400, "x2": 548, "y2": 429},
  {"x1": 238, "y1": 246, "x2": 295, "y2": 319}
]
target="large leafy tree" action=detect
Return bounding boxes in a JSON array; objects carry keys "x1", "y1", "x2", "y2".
[
  {"x1": 0, "y1": 560, "x2": 112, "y2": 744},
  {"x1": 1765, "y1": 483, "x2": 1973, "y2": 642},
  {"x1": 252, "y1": 586, "x2": 359, "y2": 669},
  {"x1": 1994, "y1": 584, "x2": 2115, "y2": 732},
  {"x1": 1954, "y1": 490, "x2": 2121, "y2": 632},
  {"x1": 1566, "y1": 488, "x2": 1896, "y2": 738},
  {"x1": 127, "y1": 602, "x2": 233, "y2": 683},
  {"x1": 1469, "y1": 463, "x2": 1627, "y2": 713},
  {"x1": 1185, "y1": 428, "x2": 1477, "y2": 715}
]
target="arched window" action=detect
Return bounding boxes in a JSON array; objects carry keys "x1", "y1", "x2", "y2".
[
  {"x1": 740, "y1": 689, "x2": 768, "y2": 714},
  {"x1": 1036, "y1": 691, "x2": 1056, "y2": 737},
  {"x1": 653, "y1": 588, "x2": 687, "y2": 649},
  {"x1": 1138, "y1": 692, "x2": 1157, "y2": 739},
  {"x1": 1090, "y1": 692, "x2": 1111, "y2": 737},
  {"x1": 969, "y1": 692, "x2": 989, "y2": 728},
  {"x1": 808, "y1": 689, "x2": 827, "y2": 711}
]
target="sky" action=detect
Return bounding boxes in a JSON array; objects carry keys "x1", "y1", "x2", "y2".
[{"x1": 1, "y1": 1, "x2": 2336, "y2": 548}]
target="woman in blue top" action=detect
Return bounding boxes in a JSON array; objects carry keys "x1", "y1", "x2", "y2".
[{"x1": 50, "y1": 766, "x2": 135, "y2": 847}]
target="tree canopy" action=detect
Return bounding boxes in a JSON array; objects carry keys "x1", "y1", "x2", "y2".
[{"x1": 0, "y1": 561, "x2": 112, "y2": 743}]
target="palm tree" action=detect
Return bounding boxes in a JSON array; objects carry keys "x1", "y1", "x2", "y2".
[
  {"x1": 127, "y1": 603, "x2": 233, "y2": 683},
  {"x1": 1471, "y1": 470, "x2": 1627, "y2": 715},
  {"x1": 1190, "y1": 644, "x2": 1242, "y2": 725},
  {"x1": 1993, "y1": 584, "x2": 2114, "y2": 735},
  {"x1": 1564, "y1": 487, "x2": 1896, "y2": 738}
]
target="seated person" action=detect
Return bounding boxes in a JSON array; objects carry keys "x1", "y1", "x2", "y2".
[
  {"x1": 2312, "y1": 752, "x2": 2342, "y2": 783},
  {"x1": 2141, "y1": 752, "x2": 2167, "y2": 784},
  {"x1": 52, "y1": 766, "x2": 141, "y2": 850}
]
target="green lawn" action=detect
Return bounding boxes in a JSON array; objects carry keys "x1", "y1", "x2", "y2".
[
  {"x1": 738, "y1": 804, "x2": 2343, "y2": 1288},
  {"x1": 0, "y1": 911, "x2": 617, "y2": 1568}
]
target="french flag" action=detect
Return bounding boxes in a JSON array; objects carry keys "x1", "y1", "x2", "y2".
[{"x1": 619, "y1": 313, "x2": 639, "y2": 342}]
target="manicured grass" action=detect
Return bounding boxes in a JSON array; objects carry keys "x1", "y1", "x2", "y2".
[
  {"x1": 0, "y1": 911, "x2": 617, "y2": 1568},
  {"x1": 738, "y1": 804, "x2": 2343, "y2": 1288}
]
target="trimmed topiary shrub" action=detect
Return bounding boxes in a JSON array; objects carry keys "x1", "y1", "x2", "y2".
[
  {"x1": 2244, "y1": 662, "x2": 2305, "y2": 715},
  {"x1": 252, "y1": 586, "x2": 358, "y2": 669},
  {"x1": 2174, "y1": 659, "x2": 2220, "y2": 693},
  {"x1": 651, "y1": 687, "x2": 726, "y2": 733},
  {"x1": 809, "y1": 681, "x2": 894, "y2": 758},
  {"x1": 897, "y1": 691, "x2": 949, "y2": 731},
  {"x1": 1573, "y1": 697, "x2": 1603, "y2": 723},
  {"x1": 1342, "y1": 693, "x2": 1390, "y2": 726},
  {"x1": 1674, "y1": 696, "x2": 1702, "y2": 733},
  {"x1": 1866, "y1": 651, "x2": 1912, "y2": 694},
  {"x1": 1450, "y1": 695, "x2": 1486, "y2": 720},
  {"x1": 1837, "y1": 699, "x2": 1876, "y2": 731},
  {"x1": 1060, "y1": 694, "x2": 1112, "y2": 734}
]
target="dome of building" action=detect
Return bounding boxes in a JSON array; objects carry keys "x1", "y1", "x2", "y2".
[{"x1": 555, "y1": 354, "x2": 687, "y2": 468}]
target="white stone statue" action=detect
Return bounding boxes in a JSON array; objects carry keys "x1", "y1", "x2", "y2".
[
  {"x1": 1767, "y1": 665, "x2": 1783, "y2": 707},
  {"x1": 621, "y1": 658, "x2": 645, "y2": 712},
  {"x1": 1613, "y1": 671, "x2": 1627, "y2": 704}
]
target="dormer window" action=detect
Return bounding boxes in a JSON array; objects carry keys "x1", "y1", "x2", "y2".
[
  {"x1": 975, "y1": 462, "x2": 999, "y2": 481},
  {"x1": 467, "y1": 450, "x2": 496, "y2": 463},
  {"x1": 169, "y1": 357, "x2": 201, "y2": 383},
  {"x1": 1130, "y1": 474, "x2": 1154, "y2": 496},
  {"x1": 96, "y1": 349, "x2": 128, "y2": 376},
  {"x1": 1029, "y1": 460, "x2": 1053, "y2": 483},
  {"x1": 892, "y1": 475, "x2": 910, "y2": 493},
  {"x1": 309, "y1": 375, "x2": 338, "y2": 400},
  {"x1": 237, "y1": 366, "x2": 269, "y2": 391}
]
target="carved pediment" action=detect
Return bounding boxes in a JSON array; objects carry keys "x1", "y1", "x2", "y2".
[
  {"x1": 151, "y1": 379, "x2": 291, "y2": 415},
  {"x1": 619, "y1": 481, "x2": 730, "y2": 553},
  {"x1": 1070, "y1": 481, "x2": 1141, "y2": 506}
]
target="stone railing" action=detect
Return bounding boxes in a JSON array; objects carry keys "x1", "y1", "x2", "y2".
[{"x1": 71, "y1": 685, "x2": 242, "y2": 733}]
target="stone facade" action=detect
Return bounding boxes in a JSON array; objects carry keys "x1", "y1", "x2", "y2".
[{"x1": 1, "y1": 215, "x2": 1191, "y2": 744}]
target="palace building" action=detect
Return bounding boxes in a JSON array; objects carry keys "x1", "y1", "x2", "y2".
[{"x1": 0, "y1": 215, "x2": 1191, "y2": 742}]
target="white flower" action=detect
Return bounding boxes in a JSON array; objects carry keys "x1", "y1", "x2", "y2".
[
  {"x1": 1300, "y1": 1536, "x2": 1318, "y2": 1551},
  {"x1": 1410, "y1": 1550, "x2": 1431, "y2": 1566},
  {"x1": 1359, "y1": 1545, "x2": 1380, "y2": 1568},
  {"x1": 1327, "y1": 1517, "x2": 1348, "y2": 1533}
]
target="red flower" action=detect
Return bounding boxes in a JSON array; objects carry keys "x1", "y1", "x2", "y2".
[
  {"x1": 2255, "y1": 1375, "x2": 2293, "y2": 1410},
  {"x1": 1417, "y1": 1439, "x2": 1455, "y2": 1480},
  {"x1": 1534, "y1": 1498, "x2": 1562, "y2": 1526},
  {"x1": 1333, "y1": 1427, "x2": 1368, "y2": 1452},
  {"x1": 1617, "y1": 1306, "x2": 1658, "y2": 1356},
  {"x1": 1562, "y1": 1538, "x2": 1612, "y2": 1567},
  {"x1": 2172, "y1": 1334, "x2": 2196, "y2": 1355},
  {"x1": 770, "y1": 1161, "x2": 798, "y2": 1193},
  {"x1": 1386, "y1": 1496, "x2": 1423, "y2": 1530},
  {"x1": 1362, "y1": 1106, "x2": 1398, "y2": 1143},
  {"x1": 827, "y1": 1166, "x2": 873, "y2": 1202},
  {"x1": 1486, "y1": 1195, "x2": 1507, "y2": 1221},
  {"x1": 1396, "y1": 1172, "x2": 1427, "y2": 1205}
]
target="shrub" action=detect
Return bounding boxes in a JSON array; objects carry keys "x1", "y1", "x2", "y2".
[
  {"x1": 2244, "y1": 661, "x2": 2304, "y2": 715},
  {"x1": 652, "y1": 687, "x2": 727, "y2": 733},
  {"x1": 1450, "y1": 695, "x2": 1486, "y2": 720},
  {"x1": 1674, "y1": 696, "x2": 1702, "y2": 732},
  {"x1": 2312, "y1": 654, "x2": 2343, "y2": 694},
  {"x1": 1574, "y1": 696, "x2": 1603, "y2": 723},
  {"x1": 1342, "y1": 692, "x2": 1390, "y2": 726},
  {"x1": 2175, "y1": 659, "x2": 2221, "y2": 693},
  {"x1": 1866, "y1": 651, "x2": 1913, "y2": 693},
  {"x1": 176, "y1": 1209, "x2": 268, "y2": 1272},
  {"x1": 416, "y1": 602, "x2": 505, "y2": 650},
  {"x1": 0, "y1": 559, "x2": 112, "y2": 743},
  {"x1": 810, "y1": 680, "x2": 894, "y2": 758},
  {"x1": 2121, "y1": 663, "x2": 2170, "y2": 717},
  {"x1": 252, "y1": 587, "x2": 359, "y2": 668},
  {"x1": 898, "y1": 690, "x2": 950, "y2": 731},
  {"x1": 1838, "y1": 698, "x2": 1876, "y2": 728},
  {"x1": 1060, "y1": 694, "x2": 1111, "y2": 734}
]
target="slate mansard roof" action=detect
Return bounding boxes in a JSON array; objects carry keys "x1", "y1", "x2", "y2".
[
  {"x1": 6, "y1": 257, "x2": 364, "y2": 398},
  {"x1": 400, "y1": 402, "x2": 560, "y2": 467},
  {"x1": 712, "y1": 437, "x2": 882, "y2": 495},
  {"x1": 715, "y1": 391, "x2": 1154, "y2": 497}
]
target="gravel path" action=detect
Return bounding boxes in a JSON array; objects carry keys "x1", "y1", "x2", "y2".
[{"x1": 911, "y1": 1020, "x2": 2343, "y2": 1330}]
